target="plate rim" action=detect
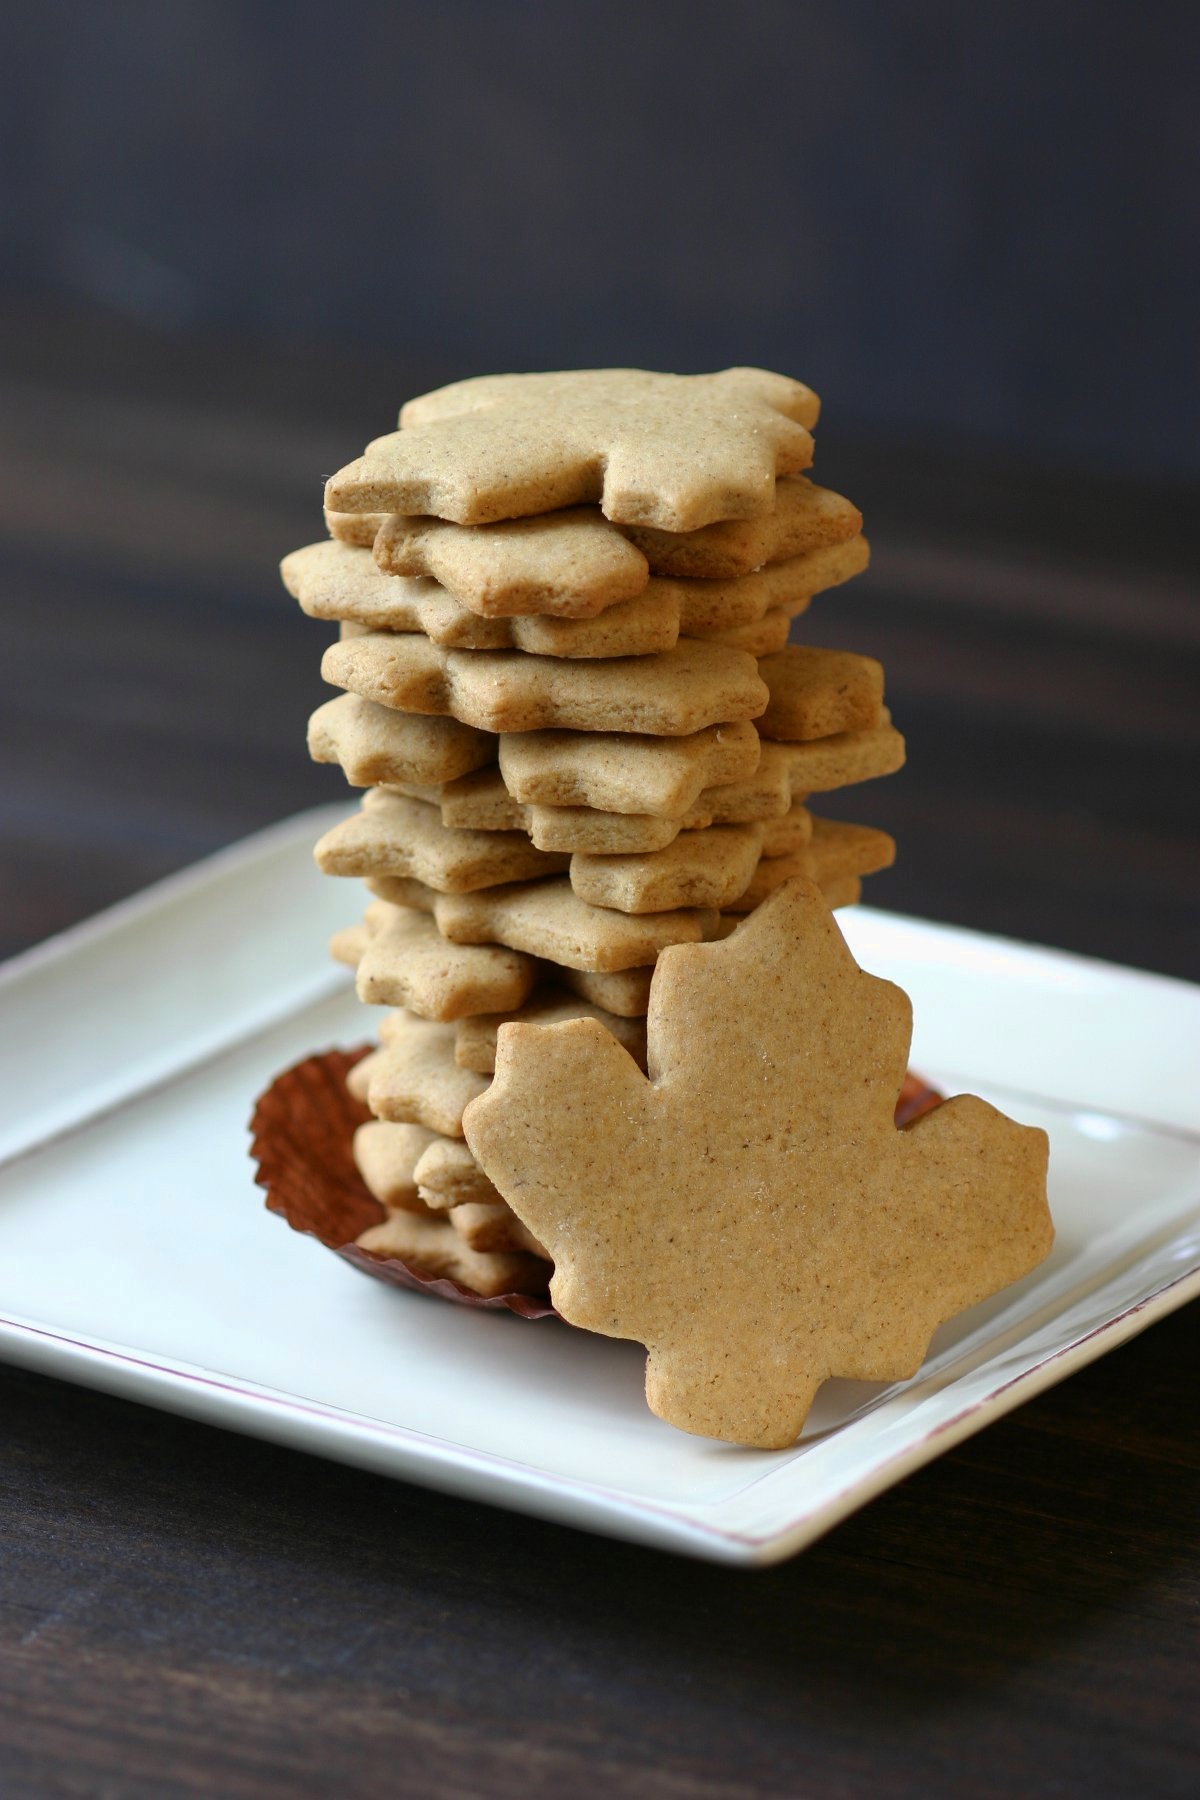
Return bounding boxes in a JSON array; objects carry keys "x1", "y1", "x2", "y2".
[{"x1": 3, "y1": 1255, "x2": 1197, "y2": 1567}]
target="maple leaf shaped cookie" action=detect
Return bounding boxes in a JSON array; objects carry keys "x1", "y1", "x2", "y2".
[
  {"x1": 325, "y1": 368, "x2": 819, "y2": 532},
  {"x1": 463, "y1": 879, "x2": 1053, "y2": 1448}
]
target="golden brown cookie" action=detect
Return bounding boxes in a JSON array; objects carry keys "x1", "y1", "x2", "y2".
[
  {"x1": 348, "y1": 1011, "x2": 488, "y2": 1137},
  {"x1": 668, "y1": 536, "x2": 869, "y2": 630},
  {"x1": 325, "y1": 509, "x2": 385, "y2": 547},
  {"x1": 309, "y1": 692, "x2": 496, "y2": 787},
  {"x1": 285, "y1": 539, "x2": 677, "y2": 657},
  {"x1": 374, "y1": 507, "x2": 650, "y2": 617},
  {"x1": 766, "y1": 713, "x2": 906, "y2": 792},
  {"x1": 447, "y1": 1202, "x2": 550, "y2": 1260},
  {"x1": 352, "y1": 1118, "x2": 439, "y2": 1211},
  {"x1": 346, "y1": 900, "x2": 538, "y2": 1019},
  {"x1": 329, "y1": 921, "x2": 369, "y2": 969},
  {"x1": 497, "y1": 720, "x2": 761, "y2": 817},
  {"x1": 695, "y1": 610, "x2": 793, "y2": 656},
  {"x1": 394, "y1": 733, "x2": 896, "y2": 854},
  {"x1": 314, "y1": 790, "x2": 567, "y2": 891},
  {"x1": 804, "y1": 816, "x2": 896, "y2": 883},
  {"x1": 464, "y1": 878, "x2": 1053, "y2": 1447},
  {"x1": 703, "y1": 717, "x2": 905, "y2": 820},
  {"x1": 365, "y1": 874, "x2": 721, "y2": 972},
  {"x1": 758, "y1": 802, "x2": 814, "y2": 858},
  {"x1": 322, "y1": 633, "x2": 768, "y2": 737},
  {"x1": 455, "y1": 988, "x2": 649, "y2": 1075},
  {"x1": 558, "y1": 965, "x2": 655, "y2": 1018},
  {"x1": 327, "y1": 368, "x2": 819, "y2": 531},
  {"x1": 757, "y1": 645, "x2": 885, "y2": 741},
  {"x1": 622, "y1": 477, "x2": 862, "y2": 578},
  {"x1": 355, "y1": 1209, "x2": 549, "y2": 1298},
  {"x1": 374, "y1": 517, "x2": 867, "y2": 631},
  {"x1": 389, "y1": 767, "x2": 713, "y2": 855},
  {"x1": 814, "y1": 874, "x2": 863, "y2": 910},
  {"x1": 569, "y1": 823, "x2": 765, "y2": 913},
  {"x1": 412, "y1": 1134, "x2": 504, "y2": 1209},
  {"x1": 724, "y1": 816, "x2": 895, "y2": 912}
]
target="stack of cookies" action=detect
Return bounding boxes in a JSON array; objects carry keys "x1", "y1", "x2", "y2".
[{"x1": 282, "y1": 369, "x2": 904, "y2": 1301}]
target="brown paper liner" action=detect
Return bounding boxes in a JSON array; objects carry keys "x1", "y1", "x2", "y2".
[
  {"x1": 249, "y1": 1046, "x2": 557, "y2": 1319},
  {"x1": 250, "y1": 1049, "x2": 943, "y2": 1320},
  {"x1": 895, "y1": 1068, "x2": 944, "y2": 1127}
]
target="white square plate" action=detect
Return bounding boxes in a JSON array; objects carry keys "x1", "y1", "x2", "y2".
[{"x1": 1, "y1": 808, "x2": 1197, "y2": 1566}]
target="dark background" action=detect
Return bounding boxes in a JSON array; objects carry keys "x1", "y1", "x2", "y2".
[
  {"x1": 3, "y1": 0, "x2": 1199, "y2": 475},
  {"x1": 0, "y1": 0, "x2": 1197, "y2": 977},
  {"x1": 1, "y1": 5, "x2": 1198, "y2": 1797}
]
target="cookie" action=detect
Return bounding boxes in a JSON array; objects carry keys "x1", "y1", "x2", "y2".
[
  {"x1": 330, "y1": 921, "x2": 369, "y2": 969},
  {"x1": 374, "y1": 514, "x2": 865, "y2": 632},
  {"x1": 758, "y1": 801, "x2": 814, "y2": 858},
  {"x1": 667, "y1": 536, "x2": 870, "y2": 631},
  {"x1": 695, "y1": 749, "x2": 809, "y2": 823},
  {"x1": 455, "y1": 988, "x2": 648, "y2": 1075},
  {"x1": 390, "y1": 768, "x2": 714, "y2": 855},
  {"x1": 464, "y1": 877, "x2": 1053, "y2": 1446},
  {"x1": 309, "y1": 693, "x2": 495, "y2": 787},
  {"x1": 621, "y1": 476, "x2": 862, "y2": 579},
  {"x1": 347, "y1": 1011, "x2": 488, "y2": 1137},
  {"x1": 498, "y1": 720, "x2": 761, "y2": 817},
  {"x1": 325, "y1": 509, "x2": 385, "y2": 547},
  {"x1": 345, "y1": 894, "x2": 656, "y2": 1015},
  {"x1": 352, "y1": 1118, "x2": 439, "y2": 1211},
  {"x1": 327, "y1": 368, "x2": 819, "y2": 531},
  {"x1": 412, "y1": 1134, "x2": 504, "y2": 1209},
  {"x1": 561, "y1": 824, "x2": 874, "y2": 921},
  {"x1": 757, "y1": 645, "x2": 885, "y2": 741},
  {"x1": 759, "y1": 709, "x2": 899, "y2": 788},
  {"x1": 711, "y1": 871, "x2": 861, "y2": 941},
  {"x1": 696, "y1": 610, "x2": 793, "y2": 656},
  {"x1": 724, "y1": 817, "x2": 895, "y2": 912},
  {"x1": 285, "y1": 539, "x2": 678, "y2": 658},
  {"x1": 569, "y1": 822, "x2": 765, "y2": 913},
  {"x1": 322, "y1": 633, "x2": 768, "y2": 737},
  {"x1": 331, "y1": 784, "x2": 795, "y2": 913},
  {"x1": 374, "y1": 507, "x2": 649, "y2": 618},
  {"x1": 704, "y1": 717, "x2": 904, "y2": 820},
  {"x1": 390, "y1": 768, "x2": 525, "y2": 833},
  {"x1": 558, "y1": 964, "x2": 655, "y2": 1018},
  {"x1": 804, "y1": 816, "x2": 896, "y2": 884},
  {"x1": 314, "y1": 790, "x2": 567, "y2": 891},
  {"x1": 813, "y1": 874, "x2": 862, "y2": 911},
  {"x1": 447, "y1": 1202, "x2": 549, "y2": 1260},
  {"x1": 517, "y1": 799, "x2": 713, "y2": 856},
  {"x1": 347, "y1": 901, "x2": 538, "y2": 1019},
  {"x1": 356, "y1": 1208, "x2": 549, "y2": 1298},
  {"x1": 399, "y1": 739, "x2": 888, "y2": 853},
  {"x1": 365, "y1": 874, "x2": 721, "y2": 973}
]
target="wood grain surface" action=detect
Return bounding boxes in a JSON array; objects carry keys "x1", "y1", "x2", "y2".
[{"x1": 1, "y1": 301, "x2": 1197, "y2": 1798}]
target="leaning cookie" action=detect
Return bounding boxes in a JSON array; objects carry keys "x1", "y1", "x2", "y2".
[{"x1": 463, "y1": 881, "x2": 1050, "y2": 1447}]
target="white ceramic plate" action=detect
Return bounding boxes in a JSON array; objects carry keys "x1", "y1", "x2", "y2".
[{"x1": 1, "y1": 807, "x2": 1197, "y2": 1566}]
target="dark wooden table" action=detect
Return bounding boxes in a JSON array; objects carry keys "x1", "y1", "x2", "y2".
[{"x1": 2, "y1": 302, "x2": 1197, "y2": 1798}]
